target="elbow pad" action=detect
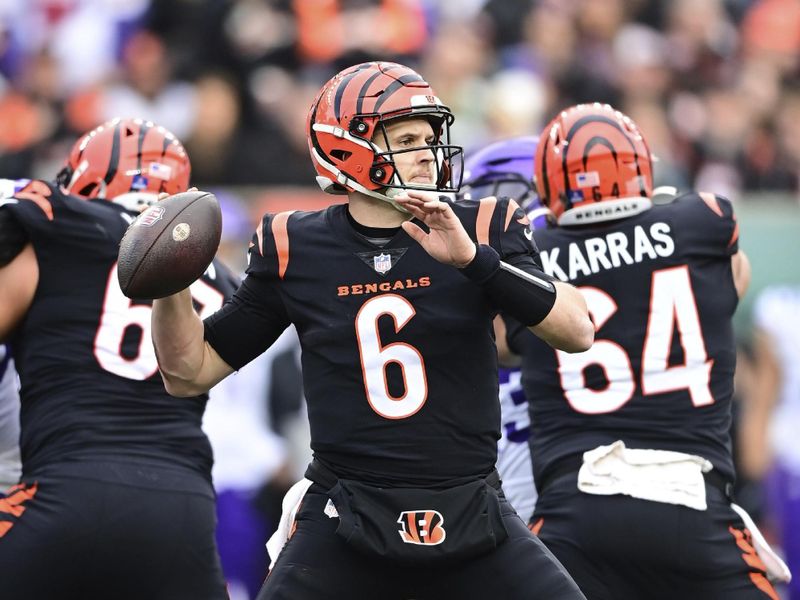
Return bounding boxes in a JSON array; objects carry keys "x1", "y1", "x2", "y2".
[
  {"x1": 0, "y1": 209, "x2": 28, "y2": 267},
  {"x1": 460, "y1": 244, "x2": 557, "y2": 326}
]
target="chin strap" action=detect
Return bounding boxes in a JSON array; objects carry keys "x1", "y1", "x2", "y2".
[
  {"x1": 382, "y1": 188, "x2": 411, "y2": 214},
  {"x1": 315, "y1": 172, "x2": 411, "y2": 214}
]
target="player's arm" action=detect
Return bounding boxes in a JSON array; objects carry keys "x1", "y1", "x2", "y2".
[
  {"x1": 0, "y1": 209, "x2": 37, "y2": 341},
  {"x1": 152, "y1": 290, "x2": 234, "y2": 397},
  {"x1": 732, "y1": 250, "x2": 750, "y2": 299},
  {"x1": 529, "y1": 279, "x2": 592, "y2": 352},
  {"x1": 154, "y1": 215, "x2": 292, "y2": 397},
  {"x1": 461, "y1": 246, "x2": 592, "y2": 353},
  {"x1": 396, "y1": 191, "x2": 593, "y2": 353}
]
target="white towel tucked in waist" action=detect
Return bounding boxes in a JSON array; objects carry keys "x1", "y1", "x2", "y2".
[
  {"x1": 266, "y1": 477, "x2": 313, "y2": 569},
  {"x1": 577, "y1": 440, "x2": 713, "y2": 511},
  {"x1": 730, "y1": 503, "x2": 792, "y2": 583}
]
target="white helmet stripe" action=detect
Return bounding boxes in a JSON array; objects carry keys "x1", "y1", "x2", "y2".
[
  {"x1": 310, "y1": 148, "x2": 410, "y2": 213},
  {"x1": 312, "y1": 123, "x2": 375, "y2": 151}
]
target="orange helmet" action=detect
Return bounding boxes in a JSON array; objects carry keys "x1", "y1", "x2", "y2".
[
  {"x1": 307, "y1": 61, "x2": 462, "y2": 206},
  {"x1": 534, "y1": 103, "x2": 654, "y2": 225},
  {"x1": 56, "y1": 118, "x2": 190, "y2": 211}
]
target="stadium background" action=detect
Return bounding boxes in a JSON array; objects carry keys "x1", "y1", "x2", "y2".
[
  {"x1": 1, "y1": 0, "x2": 799, "y2": 316},
  {"x1": 1, "y1": 0, "x2": 798, "y2": 597}
]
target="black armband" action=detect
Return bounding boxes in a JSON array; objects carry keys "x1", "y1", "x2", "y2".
[
  {"x1": 0, "y1": 209, "x2": 28, "y2": 267},
  {"x1": 460, "y1": 244, "x2": 557, "y2": 326}
]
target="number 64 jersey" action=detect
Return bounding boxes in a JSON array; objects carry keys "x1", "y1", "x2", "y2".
[
  {"x1": 204, "y1": 198, "x2": 538, "y2": 488},
  {"x1": 506, "y1": 192, "x2": 741, "y2": 486},
  {"x1": 1, "y1": 180, "x2": 240, "y2": 484}
]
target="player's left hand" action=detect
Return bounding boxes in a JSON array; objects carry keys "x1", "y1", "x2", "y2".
[
  {"x1": 395, "y1": 190, "x2": 476, "y2": 268},
  {"x1": 156, "y1": 186, "x2": 198, "y2": 203}
]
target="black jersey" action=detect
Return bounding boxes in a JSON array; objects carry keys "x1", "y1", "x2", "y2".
[
  {"x1": 205, "y1": 197, "x2": 538, "y2": 487},
  {"x1": 507, "y1": 192, "x2": 741, "y2": 484},
  {"x1": 1, "y1": 180, "x2": 240, "y2": 485}
]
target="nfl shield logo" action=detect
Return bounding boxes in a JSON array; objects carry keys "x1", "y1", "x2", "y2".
[
  {"x1": 137, "y1": 206, "x2": 165, "y2": 227},
  {"x1": 131, "y1": 174, "x2": 149, "y2": 190},
  {"x1": 374, "y1": 253, "x2": 392, "y2": 274},
  {"x1": 567, "y1": 189, "x2": 584, "y2": 203}
]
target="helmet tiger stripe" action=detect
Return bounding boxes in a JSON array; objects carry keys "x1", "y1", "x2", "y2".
[
  {"x1": 56, "y1": 118, "x2": 190, "y2": 204},
  {"x1": 307, "y1": 61, "x2": 463, "y2": 207},
  {"x1": 534, "y1": 103, "x2": 654, "y2": 225}
]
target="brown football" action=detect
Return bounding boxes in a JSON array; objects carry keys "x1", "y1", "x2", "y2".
[{"x1": 117, "y1": 190, "x2": 222, "y2": 299}]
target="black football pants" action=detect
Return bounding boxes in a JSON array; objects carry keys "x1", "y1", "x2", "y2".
[
  {"x1": 258, "y1": 485, "x2": 586, "y2": 600},
  {"x1": 0, "y1": 475, "x2": 227, "y2": 599},
  {"x1": 531, "y1": 474, "x2": 779, "y2": 600}
]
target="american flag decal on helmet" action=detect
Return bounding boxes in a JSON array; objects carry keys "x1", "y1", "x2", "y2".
[{"x1": 148, "y1": 162, "x2": 173, "y2": 181}]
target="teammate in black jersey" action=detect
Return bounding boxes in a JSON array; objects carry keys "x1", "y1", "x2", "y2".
[
  {"x1": 0, "y1": 118, "x2": 238, "y2": 599},
  {"x1": 504, "y1": 103, "x2": 782, "y2": 599},
  {"x1": 148, "y1": 62, "x2": 593, "y2": 600}
]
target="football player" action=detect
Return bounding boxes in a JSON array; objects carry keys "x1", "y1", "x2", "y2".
[
  {"x1": 0, "y1": 119, "x2": 239, "y2": 599},
  {"x1": 148, "y1": 61, "x2": 593, "y2": 599},
  {"x1": 506, "y1": 103, "x2": 784, "y2": 599},
  {"x1": 458, "y1": 135, "x2": 554, "y2": 523}
]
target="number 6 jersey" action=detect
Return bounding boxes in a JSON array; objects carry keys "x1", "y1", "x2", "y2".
[
  {"x1": 506, "y1": 192, "x2": 741, "y2": 485},
  {"x1": 204, "y1": 197, "x2": 539, "y2": 487}
]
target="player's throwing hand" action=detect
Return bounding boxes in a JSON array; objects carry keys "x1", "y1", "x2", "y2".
[{"x1": 395, "y1": 190, "x2": 477, "y2": 268}]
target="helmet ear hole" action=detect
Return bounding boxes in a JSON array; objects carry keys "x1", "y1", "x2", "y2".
[
  {"x1": 55, "y1": 166, "x2": 73, "y2": 188},
  {"x1": 330, "y1": 150, "x2": 352, "y2": 162},
  {"x1": 78, "y1": 183, "x2": 99, "y2": 197}
]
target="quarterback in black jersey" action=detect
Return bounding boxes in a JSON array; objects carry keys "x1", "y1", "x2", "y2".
[
  {"x1": 0, "y1": 119, "x2": 238, "y2": 599},
  {"x1": 149, "y1": 62, "x2": 593, "y2": 600},
  {"x1": 505, "y1": 104, "x2": 782, "y2": 599}
]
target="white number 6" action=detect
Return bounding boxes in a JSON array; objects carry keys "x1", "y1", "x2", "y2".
[{"x1": 355, "y1": 294, "x2": 428, "y2": 419}]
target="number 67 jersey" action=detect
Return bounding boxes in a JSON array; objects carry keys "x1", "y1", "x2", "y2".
[
  {"x1": 507, "y1": 192, "x2": 741, "y2": 486},
  {"x1": 1, "y1": 180, "x2": 240, "y2": 483}
]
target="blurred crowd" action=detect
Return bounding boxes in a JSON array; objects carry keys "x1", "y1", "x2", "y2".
[{"x1": 1, "y1": 0, "x2": 800, "y2": 202}]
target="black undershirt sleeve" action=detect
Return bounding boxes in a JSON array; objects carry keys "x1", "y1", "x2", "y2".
[{"x1": 203, "y1": 274, "x2": 291, "y2": 371}]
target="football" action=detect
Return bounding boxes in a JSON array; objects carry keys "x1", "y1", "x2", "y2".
[{"x1": 117, "y1": 190, "x2": 222, "y2": 299}]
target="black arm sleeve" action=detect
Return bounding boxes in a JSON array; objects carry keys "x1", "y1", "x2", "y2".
[
  {"x1": 203, "y1": 273, "x2": 291, "y2": 371},
  {"x1": 0, "y1": 208, "x2": 29, "y2": 267},
  {"x1": 461, "y1": 243, "x2": 557, "y2": 326}
]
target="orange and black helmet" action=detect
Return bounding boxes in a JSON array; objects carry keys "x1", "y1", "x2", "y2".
[
  {"x1": 307, "y1": 61, "x2": 462, "y2": 205},
  {"x1": 534, "y1": 103, "x2": 654, "y2": 225},
  {"x1": 56, "y1": 118, "x2": 190, "y2": 208}
]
